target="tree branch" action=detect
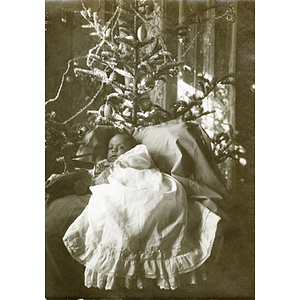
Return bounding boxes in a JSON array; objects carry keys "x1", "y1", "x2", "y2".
[{"x1": 45, "y1": 56, "x2": 87, "y2": 106}]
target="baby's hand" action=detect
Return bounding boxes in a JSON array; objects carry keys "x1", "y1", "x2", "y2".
[{"x1": 94, "y1": 159, "x2": 111, "y2": 176}]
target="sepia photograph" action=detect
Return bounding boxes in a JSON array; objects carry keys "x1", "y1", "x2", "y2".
[{"x1": 45, "y1": 0, "x2": 255, "y2": 299}]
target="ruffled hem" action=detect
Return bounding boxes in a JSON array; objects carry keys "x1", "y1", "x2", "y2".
[
  {"x1": 63, "y1": 211, "x2": 218, "y2": 291},
  {"x1": 83, "y1": 267, "x2": 198, "y2": 290}
]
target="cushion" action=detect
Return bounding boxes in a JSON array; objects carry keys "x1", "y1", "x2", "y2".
[
  {"x1": 75, "y1": 119, "x2": 229, "y2": 202},
  {"x1": 132, "y1": 119, "x2": 229, "y2": 201}
]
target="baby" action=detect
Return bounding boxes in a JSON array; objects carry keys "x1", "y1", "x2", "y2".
[
  {"x1": 91, "y1": 133, "x2": 137, "y2": 184},
  {"x1": 63, "y1": 130, "x2": 206, "y2": 291}
]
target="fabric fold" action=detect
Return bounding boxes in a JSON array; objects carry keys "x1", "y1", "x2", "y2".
[{"x1": 63, "y1": 144, "x2": 221, "y2": 290}]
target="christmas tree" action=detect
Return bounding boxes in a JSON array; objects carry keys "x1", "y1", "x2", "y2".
[{"x1": 45, "y1": 0, "x2": 245, "y2": 176}]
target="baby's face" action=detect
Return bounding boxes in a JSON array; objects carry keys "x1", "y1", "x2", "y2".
[{"x1": 107, "y1": 135, "x2": 133, "y2": 162}]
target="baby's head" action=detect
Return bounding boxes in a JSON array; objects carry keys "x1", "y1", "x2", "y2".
[{"x1": 107, "y1": 133, "x2": 137, "y2": 162}]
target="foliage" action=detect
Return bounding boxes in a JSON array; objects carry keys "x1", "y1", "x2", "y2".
[
  {"x1": 212, "y1": 127, "x2": 246, "y2": 166},
  {"x1": 45, "y1": 0, "x2": 245, "y2": 168}
]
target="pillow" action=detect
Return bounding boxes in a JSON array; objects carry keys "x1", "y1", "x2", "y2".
[
  {"x1": 75, "y1": 120, "x2": 228, "y2": 201},
  {"x1": 132, "y1": 119, "x2": 229, "y2": 200},
  {"x1": 132, "y1": 119, "x2": 184, "y2": 174}
]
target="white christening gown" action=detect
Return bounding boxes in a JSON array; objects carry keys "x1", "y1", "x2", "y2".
[{"x1": 63, "y1": 144, "x2": 220, "y2": 290}]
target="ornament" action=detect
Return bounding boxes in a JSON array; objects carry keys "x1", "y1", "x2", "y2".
[
  {"x1": 99, "y1": 103, "x2": 114, "y2": 119},
  {"x1": 61, "y1": 9, "x2": 67, "y2": 23},
  {"x1": 65, "y1": 75, "x2": 73, "y2": 83},
  {"x1": 137, "y1": 25, "x2": 147, "y2": 42},
  {"x1": 225, "y1": 11, "x2": 236, "y2": 23},
  {"x1": 178, "y1": 37, "x2": 184, "y2": 45}
]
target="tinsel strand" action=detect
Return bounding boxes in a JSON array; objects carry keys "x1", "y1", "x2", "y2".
[
  {"x1": 62, "y1": 80, "x2": 104, "y2": 125},
  {"x1": 184, "y1": 0, "x2": 195, "y2": 13},
  {"x1": 103, "y1": 5, "x2": 122, "y2": 32},
  {"x1": 127, "y1": 1, "x2": 147, "y2": 24},
  {"x1": 45, "y1": 56, "x2": 87, "y2": 106},
  {"x1": 212, "y1": 7, "x2": 231, "y2": 20},
  {"x1": 182, "y1": 33, "x2": 198, "y2": 57},
  {"x1": 181, "y1": 13, "x2": 217, "y2": 58},
  {"x1": 110, "y1": 6, "x2": 122, "y2": 40}
]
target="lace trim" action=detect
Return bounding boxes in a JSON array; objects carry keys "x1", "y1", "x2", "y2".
[
  {"x1": 63, "y1": 204, "x2": 220, "y2": 290},
  {"x1": 63, "y1": 217, "x2": 218, "y2": 291},
  {"x1": 84, "y1": 267, "x2": 199, "y2": 290}
]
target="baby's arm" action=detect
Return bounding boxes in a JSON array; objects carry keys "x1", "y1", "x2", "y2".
[
  {"x1": 90, "y1": 159, "x2": 112, "y2": 177},
  {"x1": 89, "y1": 159, "x2": 114, "y2": 186}
]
